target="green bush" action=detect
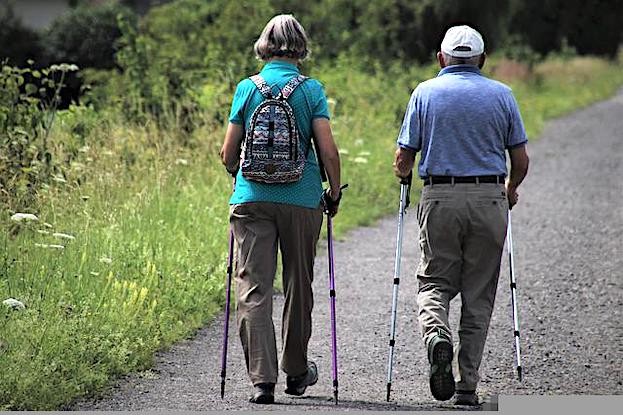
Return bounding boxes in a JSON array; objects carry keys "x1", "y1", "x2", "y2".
[
  {"x1": 45, "y1": 2, "x2": 133, "y2": 70},
  {"x1": 0, "y1": 62, "x2": 79, "y2": 211}
]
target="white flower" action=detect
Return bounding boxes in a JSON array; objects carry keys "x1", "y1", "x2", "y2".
[
  {"x1": 3, "y1": 298, "x2": 26, "y2": 310},
  {"x1": 43, "y1": 222, "x2": 53, "y2": 228},
  {"x1": 10, "y1": 213, "x2": 39, "y2": 222},
  {"x1": 175, "y1": 158, "x2": 189, "y2": 166},
  {"x1": 37, "y1": 230, "x2": 50, "y2": 235},
  {"x1": 353, "y1": 157, "x2": 369, "y2": 164},
  {"x1": 53, "y1": 176, "x2": 67, "y2": 184},
  {"x1": 338, "y1": 148, "x2": 350, "y2": 155},
  {"x1": 35, "y1": 243, "x2": 65, "y2": 250},
  {"x1": 90, "y1": 271, "x2": 100, "y2": 276},
  {"x1": 357, "y1": 151, "x2": 371, "y2": 156},
  {"x1": 53, "y1": 232, "x2": 75, "y2": 241},
  {"x1": 100, "y1": 256, "x2": 113, "y2": 264},
  {"x1": 354, "y1": 139, "x2": 364, "y2": 146}
]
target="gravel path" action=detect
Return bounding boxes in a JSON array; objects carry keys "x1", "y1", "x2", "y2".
[{"x1": 74, "y1": 90, "x2": 623, "y2": 410}]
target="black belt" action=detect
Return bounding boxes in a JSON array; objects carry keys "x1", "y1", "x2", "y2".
[{"x1": 423, "y1": 175, "x2": 505, "y2": 186}]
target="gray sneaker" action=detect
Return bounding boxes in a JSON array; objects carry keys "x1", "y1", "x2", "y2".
[
  {"x1": 428, "y1": 335, "x2": 455, "y2": 401},
  {"x1": 452, "y1": 390, "x2": 479, "y2": 406},
  {"x1": 249, "y1": 383, "x2": 275, "y2": 404},
  {"x1": 285, "y1": 361, "x2": 318, "y2": 396}
]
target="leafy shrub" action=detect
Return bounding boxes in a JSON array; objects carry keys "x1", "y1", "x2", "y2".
[
  {"x1": 111, "y1": 0, "x2": 274, "y2": 129},
  {"x1": 0, "y1": 62, "x2": 79, "y2": 211},
  {"x1": 45, "y1": 2, "x2": 133, "y2": 70}
]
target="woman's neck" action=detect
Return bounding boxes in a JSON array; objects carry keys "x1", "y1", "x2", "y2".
[{"x1": 268, "y1": 57, "x2": 299, "y2": 65}]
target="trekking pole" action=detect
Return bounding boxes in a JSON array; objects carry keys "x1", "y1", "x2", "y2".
[
  {"x1": 386, "y1": 172, "x2": 412, "y2": 402},
  {"x1": 220, "y1": 229, "x2": 235, "y2": 398},
  {"x1": 220, "y1": 181, "x2": 236, "y2": 398},
  {"x1": 507, "y1": 210, "x2": 523, "y2": 381},
  {"x1": 325, "y1": 184, "x2": 348, "y2": 405}
]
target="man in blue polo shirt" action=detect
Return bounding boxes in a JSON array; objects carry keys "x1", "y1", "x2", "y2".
[{"x1": 393, "y1": 25, "x2": 529, "y2": 406}]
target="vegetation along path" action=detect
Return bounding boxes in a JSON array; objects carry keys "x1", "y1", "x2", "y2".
[{"x1": 74, "y1": 90, "x2": 623, "y2": 410}]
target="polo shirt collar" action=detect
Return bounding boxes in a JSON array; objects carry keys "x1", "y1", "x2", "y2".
[
  {"x1": 438, "y1": 64, "x2": 481, "y2": 77},
  {"x1": 262, "y1": 60, "x2": 300, "y2": 73}
]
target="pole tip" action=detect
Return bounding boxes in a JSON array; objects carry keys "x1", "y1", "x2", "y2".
[
  {"x1": 386, "y1": 383, "x2": 391, "y2": 402},
  {"x1": 517, "y1": 366, "x2": 523, "y2": 382},
  {"x1": 220, "y1": 380, "x2": 225, "y2": 399},
  {"x1": 334, "y1": 389, "x2": 339, "y2": 405}
]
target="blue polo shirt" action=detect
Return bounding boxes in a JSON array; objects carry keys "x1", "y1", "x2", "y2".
[
  {"x1": 228, "y1": 60, "x2": 330, "y2": 208},
  {"x1": 397, "y1": 65, "x2": 528, "y2": 178}
]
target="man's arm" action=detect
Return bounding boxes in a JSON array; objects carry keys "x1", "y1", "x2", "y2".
[
  {"x1": 220, "y1": 123, "x2": 244, "y2": 175},
  {"x1": 506, "y1": 144, "x2": 529, "y2": 209},
  {"x1": 394, "y1": 88, "x2": 421, "y2": 179}
]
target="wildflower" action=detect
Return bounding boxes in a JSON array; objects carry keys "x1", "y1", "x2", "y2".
[
  {"x1": 338, "y1": 148, "x2": 350, "y2": 155},
  {"x1": 43, "y1": 222, "x2": 53, "y2": 228},
  {"x1": 53, "y1": 232, "x2": 75, "y2": 241},
  {"x1": 354, "y1": 139, "x2": 364, "y2": 146},
  {"x1": 100, "y1": 256, "x2": 113, "y2": 264},
  {"x1": 90, "y1": 271, "x2": 100, "y2": 276},
  {"x1": 357, "y1": 151, "x2": 371, "y2": 156},
  {"x1": 353, "y1": 157, "x2": 369, "y2": 164},
  {"x1": 3, "y1": 298, "x2": 26, "y2": 310},
  {"x1": 81, "y1": 195, "x2": 90, "y2": 201},
  {"x1": 71, "y1": 162, "x2": 85, "y2": 171},
  {"x1": 49, "y1": 63, "x2": 79, "y2": 72},
  {"x1": 37, "y1": 230, "x2": 50, "y2": 235},
  {"x1": 53, "y1": 176, "x2": 67, "y2": 184},
  {"x1": 10, "y1": 213, "x2": 39, "y2": 222},
  {"x1": 175, "y1": 158, "x2": 189, "y2": 166},
  {"x1": 35, "y1": 243, "x2": 65, "y2": 250}
]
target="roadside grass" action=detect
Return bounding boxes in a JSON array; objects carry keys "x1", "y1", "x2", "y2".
[{"x1": 1, "y1": 54, "x2": 622, "y2": 409}]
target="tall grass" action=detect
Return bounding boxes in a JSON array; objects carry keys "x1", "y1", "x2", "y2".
[{"x1": 1, "y1": 54, "x2": 622, "y2": 409}]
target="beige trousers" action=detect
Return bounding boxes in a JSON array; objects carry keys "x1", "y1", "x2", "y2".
[
  {"x1": 230, "y1": 202, "x2": 323, "y2": 386},
  {"x1": 416, "y1": 183, "x2": 508, "y2": 391}
]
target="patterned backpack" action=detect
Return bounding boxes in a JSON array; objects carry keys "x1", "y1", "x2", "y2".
[{"x1": 240, "y1": 74, "x2": 309, "y2": 183}]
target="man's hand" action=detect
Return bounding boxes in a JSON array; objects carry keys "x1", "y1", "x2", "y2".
[
  {"x1": 393, "y1": 147, "x2": 416, "y2": 179},
  {"x1": 506, "y1": 181, "x2": 519, "y2": 209}
]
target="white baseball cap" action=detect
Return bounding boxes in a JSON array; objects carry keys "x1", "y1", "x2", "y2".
[{"x1": 440, "y1": 25, "x2": 484, "y2": 58}]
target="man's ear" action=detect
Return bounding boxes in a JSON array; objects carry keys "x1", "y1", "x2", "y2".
[
  {"x1": 478, "y1": 53, "x2": 487, "y2": 69},
  {"x1": 437, "y1": 51, "x2": 445, "y2": 68}
]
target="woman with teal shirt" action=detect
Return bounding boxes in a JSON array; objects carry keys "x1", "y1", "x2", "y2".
[{"x1": 220, "y1": 14, "x2": 342, "y2": 404}]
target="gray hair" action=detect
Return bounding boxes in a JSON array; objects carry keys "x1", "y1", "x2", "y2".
[
  {"x1": 442, "y1": 52, "x2": 482, "y2": 66},
  {"x1": 254, "y1": 14, "x2": 310, "y2": 61}
]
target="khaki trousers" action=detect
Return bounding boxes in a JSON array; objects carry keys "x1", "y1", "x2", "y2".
[
  {"x1": 416, "y1": 183, "x2": 508, "y2": 391},
  {"x1": 230, "y1": 202, "x2": 323, "y2": 386}
]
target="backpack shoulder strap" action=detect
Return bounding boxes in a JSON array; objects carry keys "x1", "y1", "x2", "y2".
[
  {"x1": 249, "y1": 74, "x2": 273, "y2": 99},
  {"x1": 279, "y1": 75, "x2": 308, "y2": 100}
]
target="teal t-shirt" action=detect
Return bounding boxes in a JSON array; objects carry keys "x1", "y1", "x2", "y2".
[{"x1": 228, "y1": 60, "x2": 330, "y2": 208}]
